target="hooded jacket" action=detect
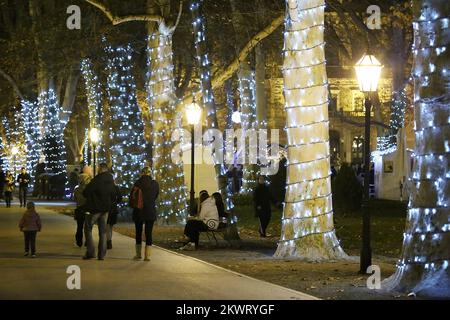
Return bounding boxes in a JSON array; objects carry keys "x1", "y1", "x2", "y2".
[
  {"x1": 83, "y1": 171, "x2": 116, "y2": 214},
  {"x1": 19, "y1": 209, "x2": 41, "y2": 232}
]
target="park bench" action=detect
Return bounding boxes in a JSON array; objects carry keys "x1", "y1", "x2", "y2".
[{"x1": 201, "y1": 216, "x2": 241, "y2": 248}]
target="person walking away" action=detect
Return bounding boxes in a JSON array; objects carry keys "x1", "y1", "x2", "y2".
[
  {"x1": 68, "y1": 168, "x2": 80, "y2": 200},
  {"x1": 179, "y1": 190, "x2": 219, "y2": 251},
  {"x1": 73, "y1": 171, "x2": 92, "y2": 247},
  {"x1": 0, "y1": 169, "x2": 5, "y2": 200},
  {"x1": 82, "y1": 163, "x2": 115, "y2": 260},
  {"x1": 253, "y1": 176, "x2": 275, "y2": 237},
  {"x1": 17, "y1": 167, "x2": 31, "y2": 207},
  {"x1": 18, "y1": 202, "x2": 41, "y2": 258},
  {"x1": 107, "y1": 183, "x2": 122, "y2": 250},
  {"x1": 130, "y1": 167, "x2": 159, "y2": 261},
  {"x1": 4, "y1": 171, "x2": 14, "y2": 208}
]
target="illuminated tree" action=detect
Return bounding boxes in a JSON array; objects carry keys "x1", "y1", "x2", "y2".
[
  {"x1": 384, "y1": 0, "x2": 450, "y2": 297},
  {"x1": 274, "y1": 0, "x2": 346, "y2": 260},
  {"x1": 105, "y1": 44, "x2": 146, "y2": 191}
]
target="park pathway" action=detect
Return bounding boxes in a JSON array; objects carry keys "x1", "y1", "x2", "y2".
[{"x1": 0, "y1": 202, "x2": 316, "y2": 300}]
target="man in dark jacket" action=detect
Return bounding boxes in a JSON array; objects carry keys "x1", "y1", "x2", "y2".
[
  {"x1": 82, "y1": 163, "x2": 116, "y2": 260},
  {"x1": 131, "y1": 167, "x2": 159, "y2": 261},
  {"x1": 253, "y1": 176, "x2": 276, "y2": 237},
  {"x1": 17, "y1": 167, "x2": 31, "y2": 207}
]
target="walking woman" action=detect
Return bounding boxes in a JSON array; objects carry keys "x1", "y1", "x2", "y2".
[
  {"x1": 73, "y1": 166, "x2": 92, "y2": 247},
  {"x1": 130, "y1": 167, "x2": 159, "y2": 261},
  {"x1": 253, "y1": 176, "x2": 275, "y2": 237},
  {"x1": 4, "y1": 171, "x2": 14, "y2": 208}
]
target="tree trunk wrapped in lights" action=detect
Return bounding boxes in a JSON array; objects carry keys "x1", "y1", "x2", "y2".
[
  {"x1": 274, "y1": 0, "x2": 347, "y2": 260},
  {"x1": 190, "y1": 0, "x2": 232, "y2": 210},
  {"x1": 81, "y1": 58, "x2": 106, "y2": 163},
  {"x1": 384, "y1": 0, "x2": 450, "y2": 297},
  {"x1": 21, "y1": 100, "x2": 42, "y2": 186},
  {"x1": 147, "y1": 28, "x2": 189, "y2": 223},
  {"x1": 105, "y1": 44, "x2": 146, "y2": 191}
]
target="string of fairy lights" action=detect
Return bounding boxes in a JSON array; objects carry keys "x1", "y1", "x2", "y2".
[
  {"x1": 81, "y1": 58, "x2": 106, "y2": 164},
  {"x1": 21, "y1": 100, "x2": 41, "y2": 186},
  {"x1": 390, "y1": 6, "x2": 450, "y2": 285},
  {"x1": 190, "y1": 0, "x2": 234, "y2": 211},
  {"x1": 274, "y1": 0, "x2": 346, "y2": 259},
  {"x1": 146, "y1": 31, "x2": 189, "y2": 222},
  {"x1": 105, "y1": 43, "x2": 146, "y2": 191}
]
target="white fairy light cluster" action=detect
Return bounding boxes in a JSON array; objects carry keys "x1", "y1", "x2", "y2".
[
  {"x1": 83, "y1": 128, "x2": 89, "y2": 164},
  {"x1": 1, "y1": 115, "x2": 26, "y2": 173},
  {"x1": 81, "y1": 58, "x2": 105, "y2": 163},
  {"x1": 389, "y1": 5, "x2": 450, "y2": 292},
  {"x1": 190, "y1": 0, "x2": 234, "y2": 211},
  {"x1": 146, "y1": 31, "x2": 189, "y2": 222},
  {"x1": 105, "y1": 44, "x2": 146, "y2": 191},
  {"x1": 274, "y1": 0, "x2": 346, "y2": 259},
  {"x1": 39, "y1": 89, "x2": 68, "y2": 176},
  {"x1": 21, "y1": 100, "x2": 42, "y2": 185},
  {"x1": 238, "y1": 71, "x2": 259, "y2": 193}
]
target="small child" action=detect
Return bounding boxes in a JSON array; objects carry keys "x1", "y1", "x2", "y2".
[{"x1": 19, "y1": 202, "x2": 41, "y2": 258}]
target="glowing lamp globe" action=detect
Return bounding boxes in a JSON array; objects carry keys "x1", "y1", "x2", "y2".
[
  {"x1": 11, "y1": 146, "x2": 19, "y2": 155},
  {"x1": 354, "y1": 54, "x2": 383, "y2": 92},
  {"x1": 231, "y1": 111, "x2": 241, "y2": 124},
  {"x1": 185, "y1": 102, "x2": 202, "y2": 126},
  {"x1": 90, "y1": 128, "x2": 100, "y2": 144}
]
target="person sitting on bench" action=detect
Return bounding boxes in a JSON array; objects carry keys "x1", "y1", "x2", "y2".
[{"x1": 179, "y1": 190, "x2": 219, "y2": 250}]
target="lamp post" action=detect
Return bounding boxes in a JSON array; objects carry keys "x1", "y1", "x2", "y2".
[
  {"x1": 11, "y1": 146, "x2": 19, "y2": 180},
  {"x1": 354, "y1": 53, "x2": 383, "y2": 274},
  {"x1": 185, "y1": 101, "x2": 202, "y2": 216},
  {"x1": 89, "y1": 128, "x2": 100, "y2": 177}
]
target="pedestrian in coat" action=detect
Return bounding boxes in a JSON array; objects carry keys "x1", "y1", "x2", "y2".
[
  {"x1": 73, "y1": 169, "x2": 92, "y2": 247},
  {"x1": 179, "y1": 190, "x2": 220, "y2": 251},
  {"x1": 4, "y1": 171, "x2": 14, "y2": 208},
  {"x1": 0, "y1": 169, "x2": 5, "y2": 200},
  {"x1": 107, "y1": 183, "x2": 122, "y2": 250},
  {"x1": 82, "y1": 163, "x2": 116, "y2": 260},
  {"x1": 130, "y1": 167, "x2": 159, "y2": 261},
  {"x1": 17, "y1": 167, "x2": 31, "y2": 207},
  {"x1": 253, "y1": 176, "x2": 275, "y2": 237},
  {"x1": 19, "y1": 202, "x2": 41, "y2": 258}
]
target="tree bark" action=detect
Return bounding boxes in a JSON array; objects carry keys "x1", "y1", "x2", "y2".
[
  {"x1": 384, "y1": 0, "x2": 450, "y2": 298},
  {"x1": 274, "y1": 0, "x2": 347, "y2": 260}
]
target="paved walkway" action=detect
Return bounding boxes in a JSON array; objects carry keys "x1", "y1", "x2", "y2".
[{"x1": 0, "y1": 202, "x2": 316, "y2": 300}]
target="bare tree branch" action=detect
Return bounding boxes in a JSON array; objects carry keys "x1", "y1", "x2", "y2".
[
  {"x1": 85, "y1": 0, "x2": 164, "y2": 25},
  {"x1": 180, "y1": 14, "x2": 284, "y2": 106},
  {"x1": 0, "y1": 67, "x2": 24, "y2": 100}
]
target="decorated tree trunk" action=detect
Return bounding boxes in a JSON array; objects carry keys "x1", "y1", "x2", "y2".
[
  {"x1": 384, "y1": 0, "x2": 450, "y2": 298},
  {"x1": 147, "y1": 29, "x2": 189, "y2": 223},
  {"x1": 274, "y1": 0, "x2": 347, "y2": 260},
  {"x1": 105, "y1": 44, "x2": 146, "y2": 191},
  {"x1": 21, "y1": 100, "x2": 41, "y2": 186},
  {"x1": 190, "y1": 0, "x2": 232, "y2": 210}
]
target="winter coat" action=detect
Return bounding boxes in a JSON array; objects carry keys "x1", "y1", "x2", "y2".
[
  {"x1": 4, "y1": 175, "x2": 14, "y2": 193},
  {"x1": 73, "y1": 173, "x2": 92, "y2": 220},
  {"x1": 107, "y1": 185, "x2": 122, "y2": 225},
  {"x1": 83, "y1": 172, "x2": 116, "y2": 214},
  {"x1": 253, "y1": 183, "x2": 274, "y2": 218},
  {"x1": 19, "y1": 209, "x2": 42, "y2": 232},
  {"x1": 198, "y1": 197, "x2": 219, "y2": 230},
  {"x1": 17, "y1": 173, "x2": 31, "y2": 188},
  {"x1": 131, "y1": 176, "x2": 159, "y2": 222}
]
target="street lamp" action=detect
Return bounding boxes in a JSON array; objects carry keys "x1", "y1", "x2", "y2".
[
  {"x1": 89, "y1": 128, "x2": 100, "y2": 177},
  {"x1": 354, "y1": 53, "x2": 383, "y2": 274},
  {"x1": 231, "y1": 110, "x2": 241, "y2": 124},
  {"x1": 11, "y1": 146, "x2": 19, "y2": 179},
  {"x1": 185, "y1": 101, "x2": 202, "y2": 216}
]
